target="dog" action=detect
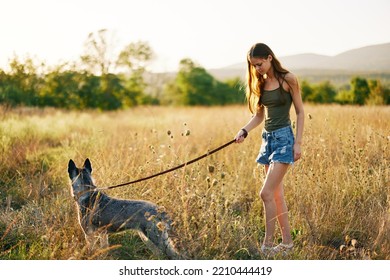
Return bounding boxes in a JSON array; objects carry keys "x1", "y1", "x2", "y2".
[{"x1": 68, "y1": 158, "x2": 183, "y2": 259}]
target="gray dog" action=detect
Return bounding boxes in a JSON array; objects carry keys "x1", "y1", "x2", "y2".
[{"x1": 68, "y1": 158, "x2": 183, "y2": 259}]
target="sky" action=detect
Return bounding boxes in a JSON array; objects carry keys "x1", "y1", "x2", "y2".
[{"x1": 1, "y1": 0, "x2": 389, "y2": 72}]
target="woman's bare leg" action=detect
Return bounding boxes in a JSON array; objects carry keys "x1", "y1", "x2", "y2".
[
  {"x1": 274, "y1": 180, "x2": 293, "y2": 245},
  {"x1": 261, "y1": 163, "x2": 289, "y2": 246}
]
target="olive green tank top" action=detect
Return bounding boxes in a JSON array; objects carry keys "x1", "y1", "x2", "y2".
[{"x1": 260, "y1": 87, "x2": 292, "y2": 132}]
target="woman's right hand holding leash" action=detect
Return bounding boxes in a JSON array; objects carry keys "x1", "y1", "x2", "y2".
[{"x1": 235, "y1": 128, "x2": 248, "y2": 143}]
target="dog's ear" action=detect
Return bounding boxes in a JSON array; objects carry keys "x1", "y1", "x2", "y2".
[
  {"x1": 68, "y1": 159, "x2": 77, "y2": 178},
  {"x1": 83, "y1": 158, "x2": 92, "y2": 173}
]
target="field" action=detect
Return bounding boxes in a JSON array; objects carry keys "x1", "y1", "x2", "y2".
[{"x1": 0, "y1": 105, "x2": 389, "y2": 260}]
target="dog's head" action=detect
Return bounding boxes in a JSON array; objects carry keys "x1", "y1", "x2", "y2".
[{"x1": 68, "y1": 158, "x2": 96, "y2": 198}]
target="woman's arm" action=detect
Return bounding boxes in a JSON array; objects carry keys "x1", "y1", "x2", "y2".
[
  {"x1": 286, "y1": 73, "x2": 304, "y2": 160},
  {"x1": 235, "y1": 106, "x2": 264, "y2": 143}
]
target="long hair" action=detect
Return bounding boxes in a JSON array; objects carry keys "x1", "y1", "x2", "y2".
[{"x1": 246, "y1": 43, "x2": 289, "y2": 113}]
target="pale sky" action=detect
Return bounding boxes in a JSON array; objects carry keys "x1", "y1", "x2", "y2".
[{"x1": 1, "y1": 0, "x2": 389, "y2": 72}]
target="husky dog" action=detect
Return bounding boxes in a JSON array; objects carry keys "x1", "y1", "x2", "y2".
[{"x1": 68, "y1": 158, "x2": 182, "y2": 259}]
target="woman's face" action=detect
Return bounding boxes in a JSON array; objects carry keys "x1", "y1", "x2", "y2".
[{"x1": 249, "y1": 55, "x2": 272, "y2": 75}]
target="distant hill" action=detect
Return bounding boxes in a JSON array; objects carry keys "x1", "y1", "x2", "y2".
[{"x1": 209, "y1": 43, "x2": 390, "y2": 84}]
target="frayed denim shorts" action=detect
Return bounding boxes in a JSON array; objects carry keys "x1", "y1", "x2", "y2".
[{"x1": 256, "y1": 126, "x2": 295, "y2": 165}]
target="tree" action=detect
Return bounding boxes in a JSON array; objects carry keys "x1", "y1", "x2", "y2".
[
  {"x1": 300, "y1": 80, "x2": 313, "y2": 102},
  {"x1": 180, "y1": 64, "x2": 215, "y2": 105},
  {"x1": 314, "y1": 81, "x2": 337, "y2": 103},
  {"x1": 366, "y1": 79, "x2": 385, "y2": 105},
  {"x1": 116, "y1": 41, "x2": 153, "y2": 72},
  {"x1": 350, "y1": 77, "x2": 370, "y2": 105},
  {"x1": 304, "y1": 81, "x2": 336, "y2": 103},
  {"x1": 219, "y1": 77, "x2": 245, "y2": 104},
  {"x1": 0, "y1": 56, "x2": 42, "y2": 107},
  {"x1": 80, "y1": 29, "x2": 117, "y2": 75},
  {"x1": 163, "y1": 59, "x2": 216, "y2": 105},
  {"x1": 98, "y1": 73, "x2": 124, "y2": 110},
  {"x1": 78, "y1": 30, "x2": 155, "y2": 109},
  {"x1": 40, "y1": 68, "x2": 81, "y2": 108},
  {"x1": 335, "y1": 89, "x2": 354, "y2": 104},
  {"x1": 162, "y1": 59, "x2": 244, "y2": 106},
  {"x1": 117, "y1": 41, "x2": 154, "y2": 106},
  {"x1": 385, "y1": 87, "x2": 390, "y2": 105}
]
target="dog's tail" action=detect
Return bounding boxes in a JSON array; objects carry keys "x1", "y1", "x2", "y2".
[
  {"x1": 159, "y1": 229, "x2": 184, "y2": 260},
  {"x1": 144, "y1": 213, "x2": 186, "y2": 260}
]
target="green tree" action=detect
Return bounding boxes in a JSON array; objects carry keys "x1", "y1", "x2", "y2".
[
  {"x1": 39, "y1": 68, "x2": 81, "y2": 108},
  {"x1": 77, "y1": 73, "x2": 102, "y2": 108},
  {"x1": 116, "y1": 41, "x2": 153, "y2": 72},
  {"x1": 350, "y1": 77, "x2": 370, "y2": 105},
  {"x1": 385, "y1": 87, "x2": 390, "y2": 105},
  {"x1": 163, "y1": 58, "x2": 239, "y2": 106},
  {"x1": 315, "y1": 81, "x2": 337, "y2": 103},
  {"x1": 300, "y1": 80, "x2": 313, "y2": 102},
  {"x1": 161, "y1": 58, "x2": 245, "y2": 106},
  {"x1": 366, "y1": 79, "x2": 385, "y2": 105},
  {"x1": 335, "y1": 89, "x2": 354, "y2": 104},
  {"x1": 305, "y1": 81, "x2": 336, "y2": 103},
  {"x1": 213, "y1": 77, "x2": 245, "y2": 105},
  {"x1": 181, "y1": 65, "x2": 215, "y2": 105},
  {"x1": 80, "y1": 30, "x2": 154, "y2": 108},
  {"x1": 0, "y1": 56, "x2": 42, "y2": 107},
  {"x1": 117, "y1": 41, "x2": 154, "y2": 106}
]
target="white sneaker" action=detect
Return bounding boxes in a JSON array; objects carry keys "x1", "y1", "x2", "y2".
[
  {"x1": 272, "y1": 243, "x2": 294, "y2": 256},
  {"x1": 260, "y1": 244, "x2": 273, "y2": 255}
]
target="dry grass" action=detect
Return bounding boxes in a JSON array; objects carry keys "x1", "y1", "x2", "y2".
[{"x1": 0, "y1": 105, "x2": 389, "y2": 260}]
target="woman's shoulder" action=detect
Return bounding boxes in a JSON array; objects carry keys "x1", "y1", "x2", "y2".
[
  {"x1": 281, "y1": 72, "x2": 298, "y2": 93},
  {"x1": 284, "y1": 72, "x2": 298, "y2": 84}
]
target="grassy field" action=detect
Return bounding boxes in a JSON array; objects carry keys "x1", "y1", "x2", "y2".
[{"x1": 0, "y1": 105, "x2": 389, "y2": 260}]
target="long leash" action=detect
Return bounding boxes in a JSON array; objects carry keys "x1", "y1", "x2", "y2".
[{"x1": 98, "y1": 138, "x2": 238, "y2": 191}]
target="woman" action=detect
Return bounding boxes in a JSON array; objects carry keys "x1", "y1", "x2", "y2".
[{"x1": 235, "y1": 43, "x2": 304, "y2": 256}]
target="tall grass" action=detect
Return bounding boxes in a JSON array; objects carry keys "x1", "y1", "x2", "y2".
[{"x1": 0, "y1": 105, "x2": 389, "y2": 259}]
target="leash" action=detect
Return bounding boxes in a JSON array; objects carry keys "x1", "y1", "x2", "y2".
[{"x1": 98, "y1": 137, "x2": 241, "y2": 191}]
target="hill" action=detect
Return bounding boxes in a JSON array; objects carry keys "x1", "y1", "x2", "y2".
[{"x1": 209, "y1": 43, "x2": 390, "y2": 84}]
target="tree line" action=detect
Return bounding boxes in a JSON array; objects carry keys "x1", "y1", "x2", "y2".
[
  {"x1": 0, "y1": 30, "x2": 389, "y2": 110},
  {"x1": 301, "y1": 78, "x2": 390, "y2": 105}
]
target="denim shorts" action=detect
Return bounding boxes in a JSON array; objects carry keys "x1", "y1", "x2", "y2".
[{"x1": 256, "y1": 126, "x2": 295, "y2": 165}]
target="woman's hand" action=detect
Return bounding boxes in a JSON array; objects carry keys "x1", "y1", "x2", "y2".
[
  {"x1": 293, "y1": 142, "x2": 302, "y2": 161},
  {"x1": 235, "y1": 129, "x2": 248, "y2": 143}
]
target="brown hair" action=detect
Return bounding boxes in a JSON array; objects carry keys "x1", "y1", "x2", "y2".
[{"x1": 246, "y1": 43, "x2": 289, "y2": 113}]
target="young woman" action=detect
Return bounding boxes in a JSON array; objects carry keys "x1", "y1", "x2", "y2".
[{"x1": 235, "y1": 43, "x2": 304, "y2": 256}]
